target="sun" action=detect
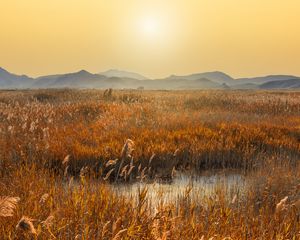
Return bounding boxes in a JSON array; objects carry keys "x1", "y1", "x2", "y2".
[
  {"x1": 130, "y1": 10, "x2": 179, "y2": 53},
  {"x1": 139, "y1": 16, "x2": 162, "y2": 39}
]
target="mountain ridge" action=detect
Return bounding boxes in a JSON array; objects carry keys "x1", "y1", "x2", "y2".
[
  {"x1": 99, "y1": 69, "x2": 149, "y2": 80},
  {"x1": 165, "y1": 71, "x2": 234, "y2": 84},
  {"x1": 1, "y1": 67, "x2": 300, "y2": 90},
  {"x1": 259, "y1": 78, "x2": 300, "y2": 89},
  {"x1": 0, "y1": 67, "x2": 34, "y2": 88}
]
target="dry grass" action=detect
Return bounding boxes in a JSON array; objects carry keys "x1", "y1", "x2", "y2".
[
  {"x1": 0, "y1": 163, "x2": 299, "y2": 239},
  {"x1": 1, "y1": 89, "x2": 299, "y2": 177},
  {"x1": 0, "y1": 89, "x2": 300, "y2": 239},
  {"x1": 0, "y1": 197, "x2": 20, "y2": 217}
]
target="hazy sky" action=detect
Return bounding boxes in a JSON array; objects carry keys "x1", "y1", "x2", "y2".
[{"x1": 1, "y1": 0, "x2": 300, "y2": 78}]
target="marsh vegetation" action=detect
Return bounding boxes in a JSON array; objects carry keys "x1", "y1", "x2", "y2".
[{"x1": 0, "y1": 89, "x2": 300, "y2": 239}]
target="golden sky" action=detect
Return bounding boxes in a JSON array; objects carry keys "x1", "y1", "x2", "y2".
[{"x1": 1, "y1": 0, "x2": 300, "y2": 78}]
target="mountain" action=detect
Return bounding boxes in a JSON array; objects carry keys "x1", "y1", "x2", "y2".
[
  {"x1": 259, "y1": 79, "x2": 300, "y2": 89},
  {"x1": 177, "y1": 78, "x2": 222, "y2": 89},
  {"x1": 231, "y1": 83, "x2": 258, "y2": 89},
  {"x1": 165, "y1": 71, "x2": 234, "y2": 84},
  {"x1": 34, "y1": 70, "x2": 107, "y2": 88},
  {"x1": 2, "y1": 66, "x2": 300, "y2": 90},
  {"x1": 0, "y1": 67, "x2": 34, "y2": 88},
  {"x1": 94, "y1": 77, "x2": 141, "y2": 89},
  {"x1": 126, "y1": 77, "x2": 225, "y2": 90},
  {"x1": 235, "y1": 75, "x2": 300, "y2": 85},
  {"x1": 34, "y1": 70, "x2": 146, "y2": 89},
  {"x1": 99, "y1": 69, "x2": 148, "y2": 80}
]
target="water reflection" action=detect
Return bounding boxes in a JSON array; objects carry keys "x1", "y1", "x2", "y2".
[{"x1": 112, "y1": 171, "x2": 247, "y2": 206}]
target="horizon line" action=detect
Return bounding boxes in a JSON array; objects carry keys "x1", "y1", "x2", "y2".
[{"x1": 1, "y1": 65, "x2": 299, "y2": 80}]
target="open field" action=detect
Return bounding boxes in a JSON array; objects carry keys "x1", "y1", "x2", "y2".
[{"x1": 1, "y1": 89, "x2": 300, "y2": 239}]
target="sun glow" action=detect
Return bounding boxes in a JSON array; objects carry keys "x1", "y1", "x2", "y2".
[{"x1": 140, "y1": 17, "x2": 160, "y2": 38}]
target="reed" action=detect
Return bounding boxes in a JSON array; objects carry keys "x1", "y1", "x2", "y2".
[{"x1": 0, "y1": 89, "x2": 299, "y2": 239}]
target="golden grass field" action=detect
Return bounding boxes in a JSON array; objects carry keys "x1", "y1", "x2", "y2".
[{"x1": 0, "y1": 89, "x2": 300, "y2": 239}]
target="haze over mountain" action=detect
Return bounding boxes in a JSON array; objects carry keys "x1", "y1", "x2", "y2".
[
  {"x1": 0, "y1": 67, "x2": 34, "y2": 88},
  {"x1": 99, "y1": 69, "x2": 149, "y2": 80},
  {"x1": 1, "y1": 67, "x2": 300, "y2": 90},
  {"x1": 236, "y1": 75, "x2": 300, "y2": 84},
  {"x1": 259, "y1": 79, "x2": 300, "y2": 89},
  {"x1": 34, "y1": 70, "x2": 106, "y2": 88},
  {"x1": 166, "y1": 71, "x2": 234, "y2": 84}
]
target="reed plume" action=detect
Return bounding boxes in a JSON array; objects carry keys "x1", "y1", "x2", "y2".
[
  {"x1": 275, "y1": 196, "x2": 288, "y2": 214},
  {"x1": 0, "y1": 196, "x2": 20, "y2": 217},
  {"x1": 121, "y1": 139, "x2": 135, "y2": 158}
]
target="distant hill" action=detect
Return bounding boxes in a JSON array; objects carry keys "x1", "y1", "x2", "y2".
[
  {"x1": 99, "y1": 69, "x2": 148, "y2": 80},
  {"x1": 235, "y1": 75, "x2": 300, "y2": 85},
  {"x1": 165, "y1": 71, "x2": 234, "y2": 84},
  {"x1": 34, "y1": 70, "x2": 106, "y2": 88},
  {"x1": 0, "y1": 67, "x2": 34, "y2": 88},
  {"x1": 162, "y1": 78, "x2": 222, "y2": 89},
  {"x1": 131, "y1": 78, "x2": 226, "y2": 90},
  {"x1": 231, "y1": 83, "x2": 258, "y2": 89},
  {"x1": 34, "y1": 70, "x2": 145, "y2": 89},
  {"x1": 1, "y1": 67, "x2": 300, "y2": 90},
  {"x1": 259, "y1": 79, "x2": 300, "y2": 89},
  {"x1": 178, "y1": 78, "x2": 223, "y2": 89}
]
